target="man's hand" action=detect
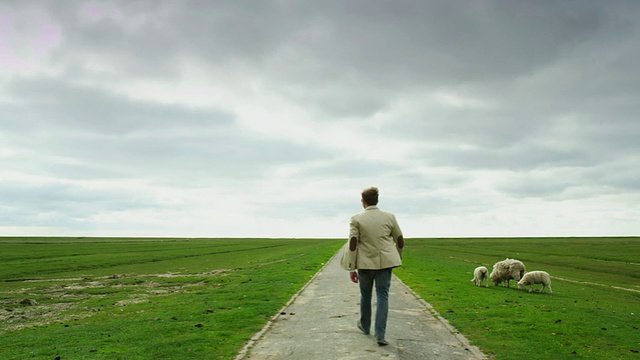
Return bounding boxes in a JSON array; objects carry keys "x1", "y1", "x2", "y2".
[{"x1": 349, "y1": 271, "x2": 358, "y2": 283}]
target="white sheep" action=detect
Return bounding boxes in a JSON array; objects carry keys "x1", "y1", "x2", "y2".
[
  {"x1": 489, "y1": 258, "x2": 526, "y2": 288},
  {"x1": 470, "y1": 266, "x2": 489, "y2": 287},
  {"x1": 517, "y1": 271, "x2": 552, "y2": 294}
]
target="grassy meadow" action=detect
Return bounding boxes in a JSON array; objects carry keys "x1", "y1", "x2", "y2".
[
  {"x1": 1, "y1": 237, "x2": 638, "y2": 359},
  {"x1": 394, "y1": 237, "x2": 640, "y2": 360},
  {"x1": 0, "y1": 237, "x2": 343, "y2": 359}
]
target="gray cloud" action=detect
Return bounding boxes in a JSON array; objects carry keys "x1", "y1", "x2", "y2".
[
  {"x1": 1, "y1": 0, "x2": 639, "y2": 237},
  {"x1": 38, "y1": 1, "x2": 615, "y2": 117},
  {"x1": 0, "y1": 181, "x2": 155, "y2": 228},
  {"x1": 417, "y1": 144, "x2": 596, "y2": 171},
  {"x1": 3, "y1": 76, "x2": 332, "y2": 187},
  {"x1": 6, "y1": 77, "x2": 234, "y2": 135}
]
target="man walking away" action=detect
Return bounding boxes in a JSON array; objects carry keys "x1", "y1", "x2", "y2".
[{"x1": 344, "y1": 186, "x2": 404, "y2": 346}]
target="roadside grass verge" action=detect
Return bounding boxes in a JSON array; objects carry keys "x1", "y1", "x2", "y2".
[
  {"x1": 0, "y1": 237, "x2": 343, "y2": 359},
  {"x1": 394, "y1": 237, "x2": 640, "y2": 360}
]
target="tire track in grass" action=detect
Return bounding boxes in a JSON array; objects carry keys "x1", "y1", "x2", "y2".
[
  {"x1": 2, "y1": 242, "x2": 247, "y2": 262},
  {"x1": 2, "y1": 244, "x2": 288, "y2": 281},
  {"x1": 551, "y1": 276, "x2": 640, "y2": 293}
]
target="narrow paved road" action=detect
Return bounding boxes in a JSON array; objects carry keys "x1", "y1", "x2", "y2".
[{"x1": 236, "y1": 248, "x2": 485, "y2": 360}]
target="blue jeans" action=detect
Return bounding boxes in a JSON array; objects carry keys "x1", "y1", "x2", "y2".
[{"x1": 358, "y1": 268, "x2": 392, "y2": 340}]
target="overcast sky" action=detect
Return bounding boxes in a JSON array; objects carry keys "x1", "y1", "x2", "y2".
[{"x1": 1, "y1": 1, "x2": 639, "y2": 238}]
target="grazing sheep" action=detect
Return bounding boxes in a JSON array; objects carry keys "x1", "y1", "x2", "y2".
[
  {"x1": 517, "y1": 271, "x2": 552, "y2": 294},
  {"x1": 489, "y1": 258, "x2": 526, "y2": 288},
  {"x1": 471, "y1": 266, "x2": 489, "y2": 287}
]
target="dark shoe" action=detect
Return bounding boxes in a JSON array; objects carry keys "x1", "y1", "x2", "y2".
[
  {"x1": 377, "y1": 338, "x2": 389, "y2": 346},
  {"x1": 357, "y1": 320, "x2": 369, "y2": 335}
]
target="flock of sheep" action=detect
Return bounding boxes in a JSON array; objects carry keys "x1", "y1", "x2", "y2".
[{"x1": 471, "y1": 258, "x2": 553, "y2": 294}]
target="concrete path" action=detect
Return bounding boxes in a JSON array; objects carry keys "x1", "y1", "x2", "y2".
[{"x1": 236, "y1": 248, "x2": 485, "y2": 360}]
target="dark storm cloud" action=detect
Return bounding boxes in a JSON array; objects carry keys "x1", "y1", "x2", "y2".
[
  {"x1": 276, "y1": 1, "x2": 624, "y2": 120},
  {"x1": 37, "y1": 1, "x2": 614, "y2": 115},
  {"x1": 307, "y1": 1, "x2": 605, "y2": 83},
  {"x1": 43, "y1": 0, "x2": 301, "y2": 77}
]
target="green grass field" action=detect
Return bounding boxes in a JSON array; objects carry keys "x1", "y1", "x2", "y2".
[
  {"x1": 0, "y1": 237, "x2": 343, "y2": 359},
  {"x1": 395, "y1": 237, "x2": 640, "y2": 360},
  {"x1": 1, "y1": 237, "x2": 638, "y2": 359}
]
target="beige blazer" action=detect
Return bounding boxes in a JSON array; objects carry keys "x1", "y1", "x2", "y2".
[{"x1": 342, "y1": 206, "x2": 403, "y2": 271}]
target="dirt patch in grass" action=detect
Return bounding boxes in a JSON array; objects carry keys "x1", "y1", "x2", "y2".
[
  {"x1": 0, "y1": 301, "x2": 85, "y2": 333},
  {"x1": 0, "y1": 271, "x2": 230, "y2": 334}
]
